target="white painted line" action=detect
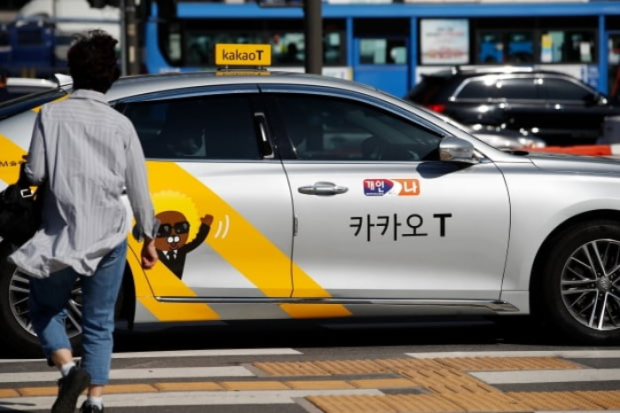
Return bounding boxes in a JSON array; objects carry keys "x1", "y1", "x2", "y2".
[
  {"x1": 472, "y1": 368, "x2": 620, "y2": 384},
  {"x1": 0, "y1": 366, "x2": 253, "y2": 384},
  {"x1": 406, "y1": 350, "x2": 620, "y2": 359},
  {"x1": 111, "y1": 348, "x2": 302, "y2": 359},
  {"x1": 0, "y1": 389, "x2": 383, "y2": 411},
  {"x1": 0, "y1": 348, "x2": 301, "y2": 364}
]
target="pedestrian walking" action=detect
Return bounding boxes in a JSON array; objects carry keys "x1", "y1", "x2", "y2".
[{"x1": 8, "y1": 30, "x2": 159, "y2": 413}]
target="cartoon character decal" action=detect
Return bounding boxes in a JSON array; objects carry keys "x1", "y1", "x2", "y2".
[{"x1": 151, "y1": 190, "x2": 213, "y2": 280}]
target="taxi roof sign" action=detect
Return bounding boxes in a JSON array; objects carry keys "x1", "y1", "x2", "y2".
[{"x1": 215, "y1": 44, "x2": 272, "y2": 67}]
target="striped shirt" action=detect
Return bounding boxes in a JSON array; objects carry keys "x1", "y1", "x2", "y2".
[{"x1": 9, "y1": 89, "x2": 158, "y2": 278}]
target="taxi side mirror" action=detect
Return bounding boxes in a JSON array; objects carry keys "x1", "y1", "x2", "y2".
[{"x1": 439, "y1": 136, "x2": 478, "y2": 164}]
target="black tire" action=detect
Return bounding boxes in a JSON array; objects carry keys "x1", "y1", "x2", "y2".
[
  {"x1": 0, "y1": 241, "x2": 82, "y2": 358},
  {"x1": 537, "y1": 220, "x2": 620, "y2": 344}
]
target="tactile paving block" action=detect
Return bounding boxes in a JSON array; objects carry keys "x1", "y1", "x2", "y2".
[
  {"x1": 380, "y1": 394, "x2": 465, "y2": 413},
  {"x1": 399, "y1": 368, "x2": 500, "y2": 394},
  {"x1": 576, "y1": 390, "x2": 620, "y2": 409},
  {"x1": 307, "y1": 395, "x2": 397, "y2": 413},
  {"x1": 508, "y1": 391, "x2": 606, "y2": 410},
  {"x1": 253, "y1": 361, "x2": 331, "y2": 376},
  {"x1": 436, "y1": 357, "x2": 582, "y2": 371},
  {"x1": 312, "y1": 360, "x2": 389, "y2": 375},
  {"x1": 376, "y1": 358, "x2": 447, "y2": 371},
  {"x1": 348, "y1": 378, "x2": 418, "y2": 389},
  {"x1": 441, "y1": 392, "x2": 531, "y2": 411}
]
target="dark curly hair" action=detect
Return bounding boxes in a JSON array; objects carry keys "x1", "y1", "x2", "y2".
[{"x1": 68, "y1": 30, "x2": 121, "y2": 93}]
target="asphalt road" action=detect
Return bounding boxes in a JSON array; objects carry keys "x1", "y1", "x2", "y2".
[{"x1": 1, "y1": 316, "x2": 619, "y2": 413}]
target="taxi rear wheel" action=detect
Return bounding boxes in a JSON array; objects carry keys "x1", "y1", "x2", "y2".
[
  {"x1": 0, "y1": 241, "x2": 82, "y2": 358},
  {"x1": 538, "y1": 220, "x2": 620, "y2": 344}
]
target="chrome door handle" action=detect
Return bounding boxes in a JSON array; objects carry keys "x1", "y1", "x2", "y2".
[{"x1": 298, "y1": 181, "x2": 349, "y2": 196}]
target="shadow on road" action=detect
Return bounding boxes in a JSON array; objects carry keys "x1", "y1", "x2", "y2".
[{"x1": 111, "y1": 315, "x2": 572, "y2": 354}]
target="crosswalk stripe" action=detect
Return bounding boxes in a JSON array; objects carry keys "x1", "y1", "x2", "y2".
[
  {"x1": 0, "y1": 366, "x2": 254, "y2": 384},
  {"x1": 0, "y1": 389, "x2": 383, "y2": 411},
  {"x1": 407, "y1": 350, "x2": 620, "y2": 359},
  {"x1": 472, "y1": 368, "x2": 620, "y2": 384},
  {"x1": 112, "y1": 348, "x2": 302, "y2": 359}
]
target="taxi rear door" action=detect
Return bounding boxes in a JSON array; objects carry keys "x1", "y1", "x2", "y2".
[{"x1": 117, "y1": 85, "x2": 295, "y2": 312}]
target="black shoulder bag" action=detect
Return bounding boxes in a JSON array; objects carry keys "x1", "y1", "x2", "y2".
[{"x1": 0, "y1": 164, "x2": 44, "y2": 247}]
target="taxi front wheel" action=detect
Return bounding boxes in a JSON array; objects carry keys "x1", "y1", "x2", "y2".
[
  {"x1": 0, "y1": 240, "x2": 83, "y2": 358},
  {"x1": 537, "y1": 220, "x2": 620, "y2": 344}
]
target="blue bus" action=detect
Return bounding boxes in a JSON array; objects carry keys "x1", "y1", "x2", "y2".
[
  {"x1": 142, "y1": 0, "x2": 620, "y2": 100},
  {"x1": 0, "y1": 19, "x2": 59, "y2": 78}
]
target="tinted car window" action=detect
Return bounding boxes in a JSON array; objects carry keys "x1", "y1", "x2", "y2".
[
  {"x1": 456, "y1": 78, "x2": 497, "y2": 100},
  {"x1": 123, "y1": 95, "x2": 261, "y2": 160},
  {"x1": 540, "y1": 78, "x2": 595, "y2": 101},
  {"x1": 457, "y1": 77, "x2": 538, "y2": 100},
  {"x1": 274, "y1": 94, "x2": 441, "y2": 161},
  {"x1": 495, "y1": 78, "x2": 537, "y2": 99}
]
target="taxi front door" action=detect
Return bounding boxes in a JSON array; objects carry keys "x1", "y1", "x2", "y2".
[{"x1": 265, "y1": 88, "x2": 510, "y2": 308}]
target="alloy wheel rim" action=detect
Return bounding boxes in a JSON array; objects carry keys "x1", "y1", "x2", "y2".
[
  {"x1": 561, "y1": 239, "x2": 620, "y2": 331},
  {"x1": 9, "y1": 268, "x2": 83, "y2": 339}
]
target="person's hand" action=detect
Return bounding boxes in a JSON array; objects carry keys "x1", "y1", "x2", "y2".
[{"x1": 141, "y1": 237, "x2": 158, "y2": 269}]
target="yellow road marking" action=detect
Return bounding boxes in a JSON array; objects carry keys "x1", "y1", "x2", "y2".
[
  {"x1": 219, "y1": 381, "x2": 290, "y2": 391},
  {"x1": 0, "y1": 389, "x2": 19, "y2": 398},
  {"x1": 154, "y1": 382, "x2": 224, "y2": 391},
  {"x1": 17, "y1": 386, "x2": 57, "y2": 397},
  {"x1": 105, "y1": 384, "x2": 159, "y2": 394}
]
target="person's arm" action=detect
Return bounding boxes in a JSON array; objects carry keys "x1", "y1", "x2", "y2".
[
  {"x1": 141, "y1": 236, "x2": 158, "y2": 269},
  {"x1": 123, "y1": 121, "x2": 159, "y2": 268},
  {"x1": 23, "y1": 111, "x2": 47, "y2": 185}
]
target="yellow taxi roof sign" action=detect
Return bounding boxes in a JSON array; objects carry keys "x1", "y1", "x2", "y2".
[{"x1": 215, "y1": 44, "x2": 272, "y2": 67}]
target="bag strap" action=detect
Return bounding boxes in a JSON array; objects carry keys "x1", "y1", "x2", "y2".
[{"x1": 16, "y1": 162, "x2": 29, "y2": 187}]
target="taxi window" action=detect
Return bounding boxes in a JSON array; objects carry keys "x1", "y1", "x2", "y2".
[
  {"x1": 122, "y1": 95, "x2": 261, "y2": 160},
  {"x1": 0, "y1": 88, "x2": 67, "y2": 120},
  {"x1": 273, "y1": 94, "x2": 441, "y2": 161}
]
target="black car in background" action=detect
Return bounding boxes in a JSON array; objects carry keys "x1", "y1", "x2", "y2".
[{"x1": 405, "y1": 67, "x2": 620, "y2": 147}]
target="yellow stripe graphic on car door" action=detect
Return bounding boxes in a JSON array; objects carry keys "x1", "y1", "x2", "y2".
[
  {"x1": 126, "y1": 236, "x2": 220, "y2": 321},
  {"x1": 0, "y1": 134, "x2": 26, "y2": 184},
  {"x1": 146, "y1": 162, "x2": 351, "y2": 318},
  {"x1": 0, "y1": 136, "x2": 219, "y2": 322}
]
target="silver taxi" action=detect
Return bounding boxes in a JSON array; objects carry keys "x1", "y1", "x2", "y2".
[{"x1": 1, "y1": 67, "x2": 620, "y2": 357}]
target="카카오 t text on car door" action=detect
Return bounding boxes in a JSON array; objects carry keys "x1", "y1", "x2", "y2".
[{"x1": 264, "y1": 86, "x2": 511, "y2": 304}]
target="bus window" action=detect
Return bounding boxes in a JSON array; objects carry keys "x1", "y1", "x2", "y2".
[
  {"x1": 541, "y1": 30, "x2": 595, "y2": 64},
  {"x1": 477, "y1": 31, "x2": 533, "y2": 64},
  {"x1": 479, "y1": 33, "x2": 503, "y2": 63},
  {"x1": 359, "y1": 38, "x2": 407, "y2": 65},
  {"x1": 507, "y1": 33, "x2": 534, "y2": 63}
]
